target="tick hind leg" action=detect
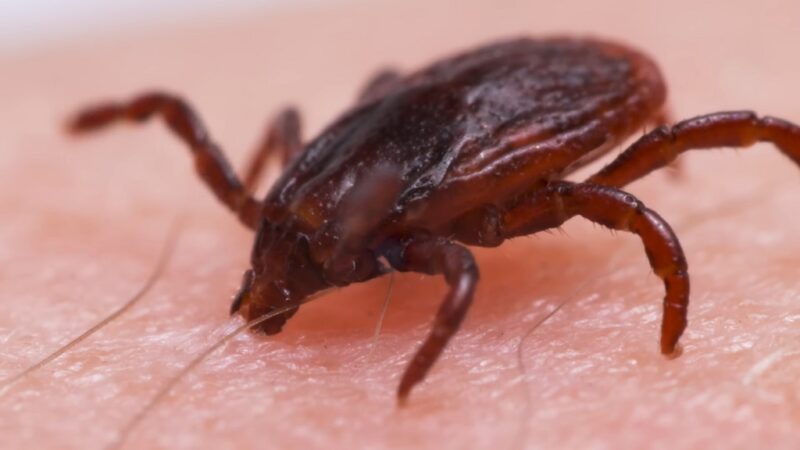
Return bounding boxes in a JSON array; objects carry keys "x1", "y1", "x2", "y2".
[
  {"x1": 241, "y1": 107, "x2": 303, "y2": 193},
  {"x1": 588, "y1": 111, "x2": 800, "y2": 188},
  {"x1": 454, "y1": 181, "x2": 690, "y2": 356},
  {"x1": 383, "y1": 237, "x2": 479, "y2": 403},
  {"x1": 67, "y1": 92, "x2": 262, "y2": 229}
]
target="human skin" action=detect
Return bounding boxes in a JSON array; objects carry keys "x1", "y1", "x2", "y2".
[{"x1": 1, "y1": 0, "x2": 799, "y2": 449}]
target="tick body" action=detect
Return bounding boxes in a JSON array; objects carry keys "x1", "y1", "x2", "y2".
[{"x1": 68, "y1": 37, "x2": 800, "y2": 402}]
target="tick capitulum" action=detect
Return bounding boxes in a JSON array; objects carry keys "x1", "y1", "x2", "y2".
[{"x1": 67, "y1": 36, "x2": 800, "y2": 402}]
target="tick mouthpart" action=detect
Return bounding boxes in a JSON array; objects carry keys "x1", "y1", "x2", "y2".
[
  {"x1": 230, "y1": 271, "x2": 301, "y2": 335},
  {"x1": 251, "y1": 313, "x2": 290, "y2": 335},
  {"x1": 244, "y1": 301, "x2": 297, "y2": 335},
  {"x1": 229, "y1": 269, "x2": 255, "y2": 315}
]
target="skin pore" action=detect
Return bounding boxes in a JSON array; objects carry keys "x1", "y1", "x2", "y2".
[{"x1": 1, "y1": 0, "x2": 799, "y2": 448}]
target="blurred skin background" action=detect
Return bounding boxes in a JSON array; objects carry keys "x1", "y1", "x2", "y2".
[
  {"x1": 1, "y1": 1, "x2": 800, "y2": 449},
  {"x1": 1, "y1": 0, "x2": 322, "y2": 53}
]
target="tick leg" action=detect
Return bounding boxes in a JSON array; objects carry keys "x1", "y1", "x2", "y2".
[
  {"x1": 384, "y1": 238, "x2": 479, "y2": 403},
  {"x1": 356, "y1": 68, "x2": 402, "y2": 104},
  {"x1": 67, "y1": 92, "x2": 262, "y2": 229},
  {"x1": 652, "y1": 107, "x2": 685, "y2": 179},
  {"x1": 241, "y1": 107, "x2": 303, "y2": 193},
  {"x1": 587, "y1": 111, "x2": 800, "y2": 187},
  {"x1": 321, "y1": 167, "x2": 403, "y2": 284},
  {"x1": 495, "y1": 181, "x2": 689, "y2": 355}
]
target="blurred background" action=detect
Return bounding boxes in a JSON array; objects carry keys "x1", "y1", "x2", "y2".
[{"x1": 1, "y1": 0, "x2": 339, "y2": 54}]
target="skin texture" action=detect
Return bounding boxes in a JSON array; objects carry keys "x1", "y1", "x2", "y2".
[{"x1": 1, "y1": 0, "x2": 800, "y2": 449}]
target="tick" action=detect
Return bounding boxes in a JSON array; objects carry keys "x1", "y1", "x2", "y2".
[{"x1": 67, "y1": 37, "x2": 800, "y2": 402}]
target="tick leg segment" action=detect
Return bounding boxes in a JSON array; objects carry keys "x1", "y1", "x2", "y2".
[
  {"x1": 242, "y1": 107, "x2": 303, "y2": 193},
  {"x1": 650, "y1": 107, "x2": 687, "y2": 179},
  {"x1": 357, "y1": 68, "x2": 403, "y2": 104},
  {"x1": 587, "y1": 111, "x2": 800, "y2": 187},
  {"x1": 320, "y1": 167, "x2": 404, "y2": 285},
  {"x1": 67, "y1": 92, "x2": 262, "y2": 229},
  {"x1": 384, "y1": 238, "x2": 479, "y2": 403},
  {"x1": 498, "y1": 182, "x2": 689, "y2": 355}
]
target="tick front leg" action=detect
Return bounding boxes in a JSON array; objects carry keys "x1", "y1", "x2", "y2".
[
  {"x1": 500, "y1": 182, "x2": 690, "y2": 356},
  {"x1": 320, "y1": 167, "x2": 403, "y2": 285},
  {"x1": 587, "y1": 111, "x2": 800, "y2": 188},
  {"x1": 383, "y1": 238, "x2": 479, "y2": 403},
  {"x1": 67, "y1": 92, "x2": 262, "y2": 229},
  {"x1": 241, "y1": 107, "x2": 303, "y2": 193},
  {"x1": 356, "y1": 68, "x2": 402, "y2": 104}
]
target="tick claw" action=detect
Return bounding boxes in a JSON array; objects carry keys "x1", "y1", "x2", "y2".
[
  {"x1": 396, "y1": 393, "x2": 409, "y2": 408},
  {"x1": 661, "y1": 342, "x2": 684, "y2": 360}
]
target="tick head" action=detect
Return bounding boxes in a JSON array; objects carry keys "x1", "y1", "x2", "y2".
[
  {"x1": 229, "y1": 223, "x2": 331, "y2": 334},
  {"x1": 229, "y1": 269, "x2": 299, "y2": 334}
]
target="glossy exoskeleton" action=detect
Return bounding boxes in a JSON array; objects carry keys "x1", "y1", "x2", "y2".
[{"x1": 68, "y1": 37, "x2": 800, "y2": 402}]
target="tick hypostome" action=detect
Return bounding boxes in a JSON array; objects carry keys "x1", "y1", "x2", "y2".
[{"x1": 68, "y1": 37, "x2": 800, "y2": 402}]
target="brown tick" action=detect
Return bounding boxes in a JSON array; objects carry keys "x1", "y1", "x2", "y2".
[{"x1": 67, "y1": 37, "x2": 800, "y2": 402}]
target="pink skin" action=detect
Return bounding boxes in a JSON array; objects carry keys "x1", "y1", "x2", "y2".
[{"x1": 2, "y1": 1, "x2": 800, "y2": 449}]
